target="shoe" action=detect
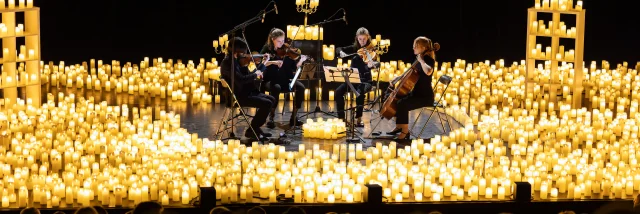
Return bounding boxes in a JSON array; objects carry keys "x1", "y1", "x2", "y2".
[
  {"x1": 245, "y1": 129, "x2": 270, "y2": 141},
  {"x1": 256, "y1": 128, "x2": 273, "y2": 137},
  {"x1": 289, "y1": 118, "x2": 304, "y2": 127},
  {"x1": 354, "y1": 121, "x2": 365, "y2": 128},
  {"x1": 386, "y1": 128, "x2": 402, "y2": 135},
  {"x1": 392, "y1": 132, "x2": 411, "y2": 143},
  {"x1": 266, "y1": 120, "x2": 276, "y2": 129}
]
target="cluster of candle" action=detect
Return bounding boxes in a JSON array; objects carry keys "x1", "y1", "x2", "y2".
[
  {"x1": 301, "y1": 118, "x2": 346, "y2": 139},
  {"x1": 0, "y1": 62, "x2": 39, "y2": 88},
  {"x1": 370, "y1": 60, "x2": 411, "y2": 82},
  {"x1": 530, "y1": 44, "x2": 574, "y2": 62},
  {"x1": 323, "y1": 45, "x2": 335, "y2": 61},
  {"x1": 0, "y1": 0, "x2": 34, "y2": 9},
  {"x1": 531, "y1": 20, "x2": 577, "y2": 38},
  {"x1": 41, "y1": 58, "x2": 220, "y2": 103},
  {"x1": 286, "y1": 25, "x2": 323, "y2": 41},
  {"x1": 295, "y1": 0, "x2": 318, "y2": 8},
  {"x1": 1, "y1": 55, "x2": 640, "y2": 209},
  {"x1": 535, "y1": 0, "x2": 583, "y2": 11},
  {"x1": 556, "y1": 22, "x2": 577, "y2": 38},
  {"x1": 2, "y1": 46, "x2": 35, "y2": 63}
]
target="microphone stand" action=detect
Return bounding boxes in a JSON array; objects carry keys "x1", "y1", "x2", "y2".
[
  {"x1": 218, "y1": 4, "x2": 277, "y2": 141},
  {"x1": 298, "y1": 16, "x2": 348, "y2": 119}
]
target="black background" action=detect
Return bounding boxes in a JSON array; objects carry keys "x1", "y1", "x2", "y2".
[{"x1": 36, "y1": 0, "x2": 640, "y2": 66}]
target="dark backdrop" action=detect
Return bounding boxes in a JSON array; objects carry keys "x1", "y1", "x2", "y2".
[{"x1": 36, "y1": 0, "x2": 639, "y2": 66}]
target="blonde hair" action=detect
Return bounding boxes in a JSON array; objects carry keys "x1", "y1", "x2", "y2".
[{"x1": 414, "y1": 36, "x2": 440, "y2": 60}]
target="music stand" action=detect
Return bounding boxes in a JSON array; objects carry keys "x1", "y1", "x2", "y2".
[
  {"x1": 324, "y1": 66, "x2": 365, "y2": 143},
  {"x1": 284, "y1": 67, "x2": 304, "y2": 135}
]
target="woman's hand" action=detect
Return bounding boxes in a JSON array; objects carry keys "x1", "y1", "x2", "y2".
[
  {"x1": 367, "y1": 61, "x2": 376, "y2": 68},
  {"x1": 266, "y1": 60, "x2": 283, "y2": 68},
  {"x1": 416, "y1": 54, "x2": 425, "y2": 65}
]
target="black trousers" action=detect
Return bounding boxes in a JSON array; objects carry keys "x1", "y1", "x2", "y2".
[
  {"x1": 395, "y1": 93, "x2": 433, "y2": 124},
  {"x1": 266, "y1": 81, "x2": 305, "y2": 109},
  {"x1": 335, "y1": 82, "x2": 372, "y2": 119},
  {"x1": 236, "y1": 93, "x2": 276, "y2": 130}
]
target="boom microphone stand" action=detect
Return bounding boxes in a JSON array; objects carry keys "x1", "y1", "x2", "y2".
[
  {"x1": 299, "y1": 9, "x2": 348, "y2": 119},
  {"x1": 217, "y1": 1, "x2": 277, "y2": 141}
]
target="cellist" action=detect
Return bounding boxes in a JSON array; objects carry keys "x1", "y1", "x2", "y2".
[{"x1": 387, "y1": 36, "x2": 440, "y2": 141}]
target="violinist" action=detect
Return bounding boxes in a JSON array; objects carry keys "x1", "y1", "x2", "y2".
[
  {"x1": 334, "y1": 27, "x2": 377, "y2": 126},
  {"x1": 220, "y1": 37, "x2": 276, "y2": 141},
  {"x1": 260, "y1": 28, "x2": 307, "y2": 128},
  {"x1": 387, "y1": 36, "x2": 440, "y2": 141}
]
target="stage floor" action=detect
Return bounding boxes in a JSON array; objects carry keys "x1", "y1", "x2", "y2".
[{"x1": 43, "y1": 86, "x2": 464, "y2": 151}]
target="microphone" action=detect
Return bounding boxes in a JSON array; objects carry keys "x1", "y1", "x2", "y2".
[
  {"x1": 262, "y1": 11, "x2": 266, "y2": 23},
  {"x1": 343, "y1": 9, "x2": 348, "y2": 25},
  {"x1": 274, "y1": 2, "x2": 278, "y2": 14}
]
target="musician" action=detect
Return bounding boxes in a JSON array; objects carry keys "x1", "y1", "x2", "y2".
[
  {"x1": 260, "y1": 28, "x2": 306, "y2": 127},
  {"x1": 388, "y1": 36, "x2": 440, "y2": 141},
  {"x1": 334, "y1": 27, "x2": 377, "y2": 126},
  {"x1": 220, "y1": 37, "x2": 276, "y2": 141}
]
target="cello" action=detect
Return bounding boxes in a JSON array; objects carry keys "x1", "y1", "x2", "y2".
[{"x1": 379, "y1": 51, "x2": 429, "y2": 119}]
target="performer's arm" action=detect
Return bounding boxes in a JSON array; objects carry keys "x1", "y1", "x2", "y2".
[{"x1": 221, "y1": 59, "x2": 258, "y2": 84}]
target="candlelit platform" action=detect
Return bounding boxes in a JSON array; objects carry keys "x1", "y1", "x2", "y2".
[{"x1": 0, "y1": 58, "x2": 638, "y2": 214}]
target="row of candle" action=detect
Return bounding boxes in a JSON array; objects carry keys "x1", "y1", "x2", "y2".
[
  {"x1": 531, "y1": 21, "x2": 577, "y2": 38},
  {"x1": 0, "y1": 72, "x2": 38, "y2": 87},
  {"x1": 0, "y1": 0, "x2": 34, "y2": 10},
  {"x1": 3, "y1": 47, "x2": 36, "y2": 62},
  {"x1": 286, "y1": 25, "x2": 323, "y2": 41},
  {"x1": 301, "y1": 118, "x2": 346, "y2": 139},
  {"x1": 43, "y1": 58, "x2": 220, "y2": 103},
  {"x1": 535, "y1": 0, "x2": 583, "y2": 11}
]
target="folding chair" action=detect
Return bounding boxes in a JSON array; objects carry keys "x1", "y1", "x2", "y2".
[
  {"x1": 213, "y1": 79, "x2": 259, "y2": 140},
  {"x1": 411, "y1": 75, "x2": 454, "y2": 138}
]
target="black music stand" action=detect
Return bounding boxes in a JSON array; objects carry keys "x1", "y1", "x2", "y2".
[
  {"x1": 284, "y1": 66, "x2": 304, "y2": 135},
  {"x1": 324, "y1": 66, "x2": 365, "y2": 143}
]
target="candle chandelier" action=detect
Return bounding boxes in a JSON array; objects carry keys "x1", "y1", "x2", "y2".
[{"x1": 295, "y1": 0, "x2": 319, "y2": 26}]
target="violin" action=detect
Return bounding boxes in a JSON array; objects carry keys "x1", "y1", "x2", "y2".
[
  {"x1": 274, "y1": 38, "x2": 314, "y2": 63},
  {"x1": 238, "y1": 53, "x2": 268, "y2": 67}
]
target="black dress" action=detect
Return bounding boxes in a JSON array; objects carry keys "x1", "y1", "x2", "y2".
[
  {"x1": 394, "y1": 54, "x2": 436, "y2": 124},
  {"x1": 260, "y1": 45, "x2": 306, "y2": 109}
]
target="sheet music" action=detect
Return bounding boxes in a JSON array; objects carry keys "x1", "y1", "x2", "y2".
[
  {"x1": 290, "y1": 67, "x2": 302, "y2": 90},
  {"x1": 323, "y1": 66, "x2": 361, "y2": 83}
]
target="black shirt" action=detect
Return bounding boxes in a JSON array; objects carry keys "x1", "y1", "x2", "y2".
[
  {"x1": 220, "y1": 55, "x2": 266, "y2": 97},
  {"x1": 260, "y1": 44, "x2": 299, "y2": 87},
  {"x1": 411, "y1": 54, "x2": 435, "y2": 97},
  {"x1": 338, "y1": 45, "x2": 373, "y2": 83}
]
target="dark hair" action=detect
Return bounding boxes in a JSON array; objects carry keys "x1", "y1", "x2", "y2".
[
  {"x1": 92, "y1": 206, "x2": 108, "y2": 214},
  {"x1": 74, "y1": 207, "x2": 98, "y2": 214},
  {"x1": 20, "y1": 207, "x2": 41, "y2": 214},
  {"x1": 132, "y1": 201, "x2": 163, "y2": 214},
  {"x1": 267, "y1": 28, "x2": 285, "y2": 50},
  {"x1": 209, "y1": 206, "x2": 232, "y2": 214},
  {"x1": 353, "y1": 27, "x2": 371, "y2": 49},
  {"x1": 227, "y1": 37, "x2": 249, "y2": 55}
]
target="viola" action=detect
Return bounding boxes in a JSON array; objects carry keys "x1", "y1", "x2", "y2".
[
  {"x1": 379, "y1": 51, "x2": 429, "y2": 119},
  {"x1": 357, "y1": 43, "x2": 377, "y2": 63}
]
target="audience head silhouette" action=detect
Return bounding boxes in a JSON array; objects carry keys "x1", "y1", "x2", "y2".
[
  {"x1": 20, "y1": 207, "x2": 41, "y2": 214},
  {"x1": 209, "y1": 206, "x2": 232, "y2": 214},
  {"x1": 132, "y1": 201, "x2": 164, "y2": 214},
  {"x1": 74, "y1": 206, "x2": 98, "y2": 214}
]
